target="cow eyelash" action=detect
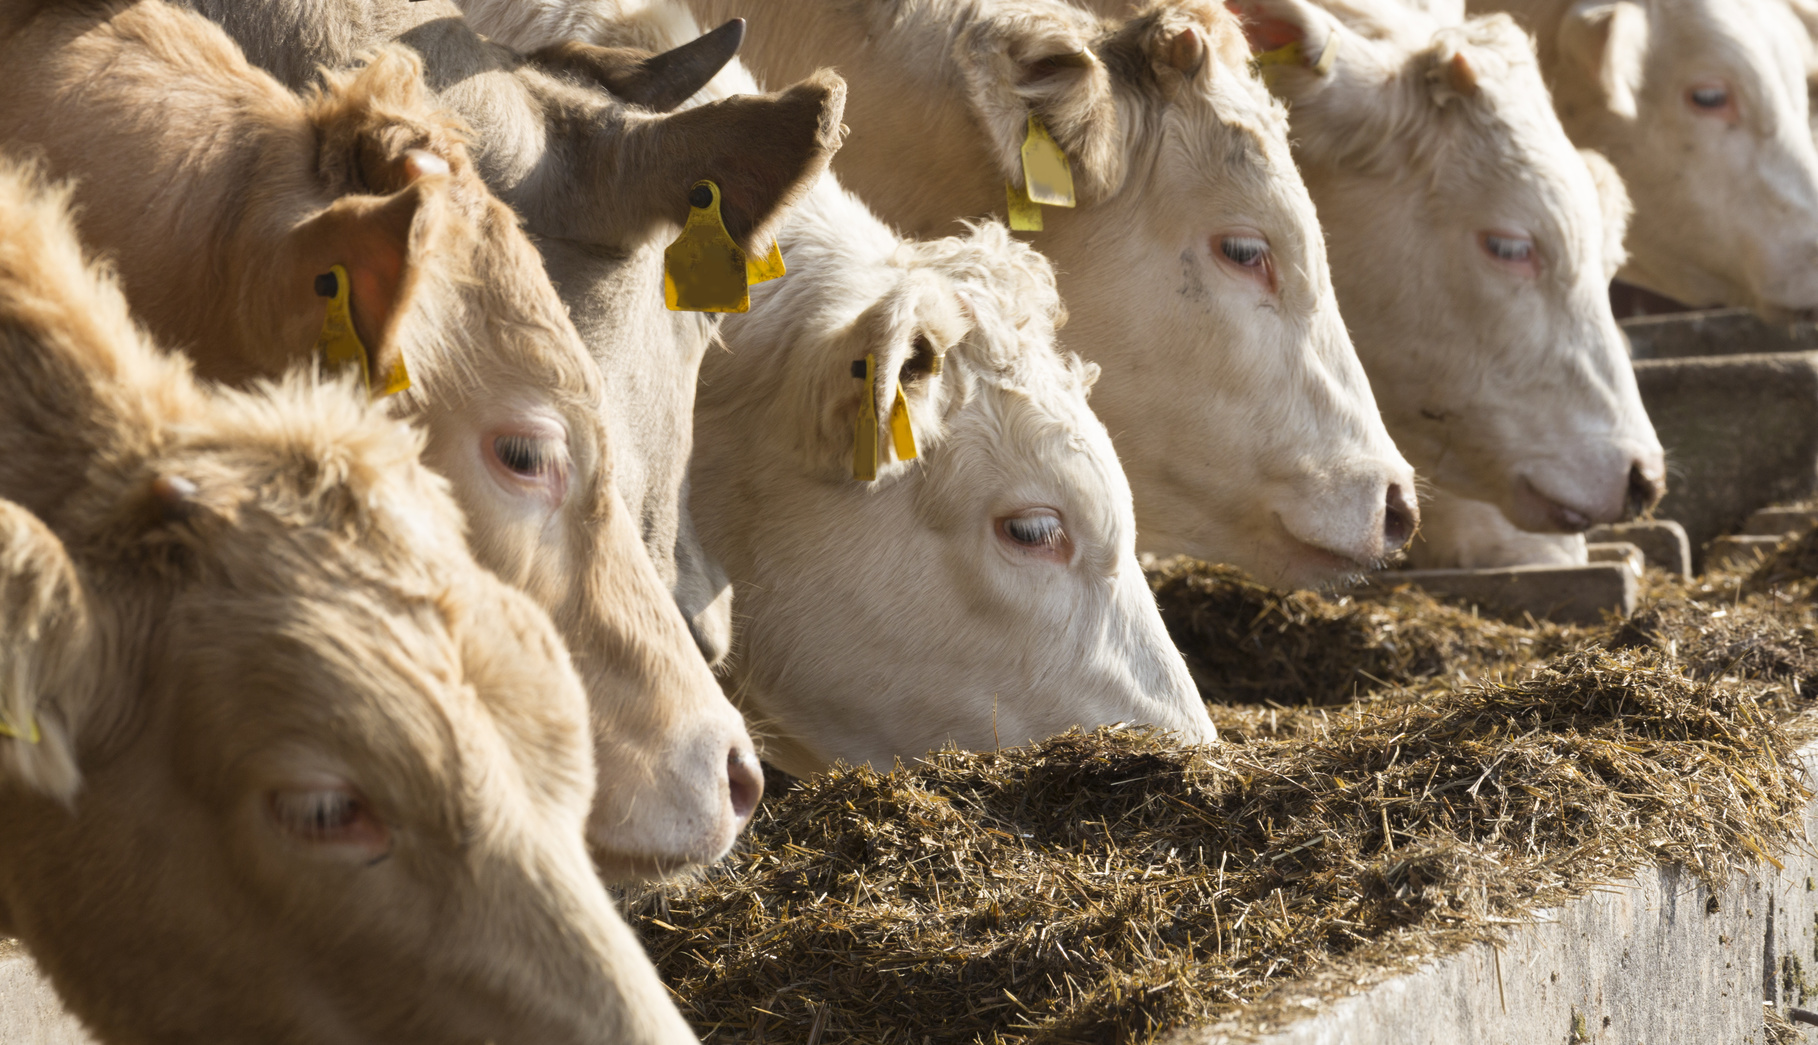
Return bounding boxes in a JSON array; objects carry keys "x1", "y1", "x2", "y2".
[{"x1": 493, "y1": 434, "x2": 563, "y2": 478}]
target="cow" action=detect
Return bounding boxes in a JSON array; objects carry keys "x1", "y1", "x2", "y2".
[
  {"x1": 1469, "y1": 0, "x2": 1818, "y2": 319},
  {"x1": 692, "y1": 170, "x2": 1217, "y2": 774},
  {"x1": 457, "y1": 0, "x2": 1419, "y2": 592},
  {"x1": 154, "y1": 0, "x2": 846, "y2": 664},
  {"x1": 0, "y1": 156, "x2": 698, "y2": 1044},
  {"x1": 0, "y1": 0, "x2": 757, "y2": 880},
  {"x1": 1214, "y1": 0, "x2": 1662, "y2": 568}
]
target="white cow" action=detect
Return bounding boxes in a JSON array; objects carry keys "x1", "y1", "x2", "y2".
[
  {"x1": 1471, "y1": 0, "x2": 1818, "y2": 318},
  {"x1": 694, "y1": 174, "x2": 1217, "y2": 774},
  {"x1": 457, "y1": 0, "x2": 1419, "y2": 593},
  {"x1": 1217, "y1": 0, "x2": 1661, "y2": 567}
]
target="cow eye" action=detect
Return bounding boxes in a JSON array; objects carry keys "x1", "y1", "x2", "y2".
[
  {"x1": 268, "y1": 785, "x2": 389, "y2": 854},
  {"x1": 492, "y1": 434, "x2": 561, "y2": 479},
  {"x1": 1479, "y1": 230, "x2": 1538, "y2": 275},
  {"x1": 1689, "y1": 85, "x2": 1729, "y2": 109},
  {"x1": 1219, "y1": 235, "x2": 1269, "y2": 268},
  {"x1": 1482, "y1": 234, "x2": 1532, "y2": 262},
  {"x1": 996, "y1": 510, "x2": 1073, "y2": 564}
]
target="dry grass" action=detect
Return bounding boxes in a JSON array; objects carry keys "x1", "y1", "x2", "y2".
[{"x1": 634, "y1": 546, "x2": 1818, "y2": 1044}]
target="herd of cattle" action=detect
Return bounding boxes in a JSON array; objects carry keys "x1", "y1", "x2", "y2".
[{"x1": 0, "y1": 0, "x2": 1809, "y2": 1040}]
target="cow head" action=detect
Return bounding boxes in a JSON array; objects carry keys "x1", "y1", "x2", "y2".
[
  {"x1": 1549, "y1": 0, "x2": 1818, "y2": 317},
  {"x1": 0, "y1": 160, "x2": 697, "y2": 1045},
  {"x1": 1230, "y1": 1, "x2": 1663, "y2": 536},
  {"x1": 925, "y1": 0, "x2": 1420, "y2": 587},
  {"x1": 692, "y1": 181, "x2": 1216, "y2": 775}
]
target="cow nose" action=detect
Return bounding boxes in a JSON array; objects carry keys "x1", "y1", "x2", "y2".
[
  {"x1": 1383, "y1": 483, "x2": 1417, "y2": 553},
  {"x1": 1624, "y1": 462, "x2": 1663, "y2": 519},
  {"x1": 727, "y1": 746, "x2": 763, "y2": 824}
]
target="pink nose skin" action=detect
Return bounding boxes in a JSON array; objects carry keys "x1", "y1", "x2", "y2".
[
  {"x1": 727, "y1": 747, "x2": 763, "y2": 825},
  {"x1": 1384, "y1": 483, "x2": 1417, "y2": 553}
]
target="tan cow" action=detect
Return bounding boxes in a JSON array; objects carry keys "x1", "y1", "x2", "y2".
[
  {"x1": 162, "y1": 0, "x2": 845, "y2": 665},
  {"x1": 459, "y1": 0, "x2": 1419, "y2": 592},
  {"x1": 1210, "y1": 0, "x2": 1661, "y2": 567},
  {"x1": 1472, "y1": 0, "x2": 1818, "y2": 318},
  {"x1": 0, "y1": 158, "x2": 696, "y2": 1044},
  {"x1": 0, "y1": 0, "x2": 754, "y2": 880}
]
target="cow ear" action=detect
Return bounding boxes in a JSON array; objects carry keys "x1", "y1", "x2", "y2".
[
  {"x1": 816, "y1": 274, "x2": 966, "y2": 479},
  {"x1": 285, "y1": 179, "x2": 445, "y2": 390},
  {"x1": 1560, "y1": 0, "x2": 1649, "y2": 120},
  {"x1": 532, "y1": 19, "x2": 746, "y2": 112},
  {"x1": 0, "y1": 501, "x2": 93, "y2": 803},
  {"x1": 1579, "y1": 148, "x2": 1633, "y2": 279},
  {"x1": 955, "y1": 11, "x2": 1124, "y2": 202},
  {"x1": 1225, "y1": 0, "x2": 1341, "y2": 73},
  {"x1": 1425, "y1": 45, "x2": 1479, "y2": 104}
]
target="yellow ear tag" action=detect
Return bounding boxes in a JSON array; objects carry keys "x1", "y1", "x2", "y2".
[
  {"x1": 1250, "y1": 35, "x2": 1337, "y2": 81},
  {"x1": 1020, "y1": 114, "x2": 1076, "y2": 208},
  {"x1": 888, "y1": 384, "x2": 918, "y2": 462},
  {"x1": 1006, "y1": 180, "x2": 1044, "y2": 232},
  {"x1": 747, "y1": 239, "x2": 786, "y2": 285},
  {"x1": 852, "y1": 353, "x2": 879, "y2": 481},
  {"x1": 0, "y1": 711, "x2": 41, "y2": 745},
  {"x1": 665, "y1": 180, "x2": 749, "y2": 313},
  {"x1": 314, "y1": 265, "x2": 410, "y2": 398}
]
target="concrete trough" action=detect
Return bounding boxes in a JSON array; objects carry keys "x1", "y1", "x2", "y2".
[
  {"x1": 1584, "y1": 520, "x2": 1692, "y2": 579},
  {"x1": 1377, "y1": 563, "x2": 1636, "y2": 625},
  {"x1": 1634, "y1": 352, "x2": 1818, "y2": 566},
  {"x1": 1743, "y1": 507, "x2": 1818, "y2": 538},
  {"x1": 0, "y1": 942, "x2": 87, "y2": 1044},
  {"x1": 1623, "y1": 308, "x2": 1818, "y2": 361},
  {"x1": 1172, "y1": 741, "x2": 1818, "y2": 1045}
]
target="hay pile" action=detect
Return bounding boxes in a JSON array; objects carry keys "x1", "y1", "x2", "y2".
[
  {"x1": 1146, "y1": 560, "x2": 1576, "y2": 706},
  {"x1": 638, "y1": 638, "x2": 1810, "y2": 1042}
]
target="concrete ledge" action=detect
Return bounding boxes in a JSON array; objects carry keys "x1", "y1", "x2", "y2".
[
  {"x1": 1623, "y1": 308, "x2": 1818, "y2": 361},
  {"x1": 1584, "y1": 541, "x2": 1644, "y2": 577},
  {"x1": 1584, "y1": 521, "x2": 1691, "y2": 579},
  {"x1": 1708, "y1": 535, "x2": 1784, "y2": 572},
  {"x1": 1744, "y1": 507, "x2": 1818, "y2": 538},
  {"x1": 0, "y1": 942, "x2": 89, "y2": 1044},
  {"x1": 1174, "y1": 742, "x2": 1818, "y2": 1045},
  {"x1": 1635, "y1": 353, "x2": 1818, "y2": 563},
  {"x1": 1377, "y1": 564, "x2": 1636, "y2": 624}
]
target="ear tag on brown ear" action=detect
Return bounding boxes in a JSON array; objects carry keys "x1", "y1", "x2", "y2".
[
  {"x1": 665, "y1": 180, "x2": 750, "y2": 312},
  {"x1": 1020, "y1": 114, "x2": 1076, "y2": 208},
  {"x1": 888, "y1": 383, "x2": 918, "y2": 463},
  {"x1": 1006, "y1": 180, "x2": 1044, "y2": 232},
  {"x1": 747, "y1": 239, "x2": 786, "y2": 285},
  {"x1": 852, "y1": 352, "x2": 879, "y2": 481},
  {"x1": 0, "y1": 711, "x2": 41, "y2": 745},
  {"x1": 314, "y1": 264, "x2": 411, "y2": 397}
]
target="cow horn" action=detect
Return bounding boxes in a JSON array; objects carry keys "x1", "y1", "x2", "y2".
[{"x1": 632, "y1": 19, "x2": 748, "y2": 112}]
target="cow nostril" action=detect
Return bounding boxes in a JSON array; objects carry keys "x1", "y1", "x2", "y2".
[
  {"x1": 1624, "y1": 463, "x2": 1662, "y2": 519},
  {"x1": 1383, "y1": 483, "x2": 1417, "y2": 553},
  {"x1": 727, "y1": 748, "x2": 763, "y2": 823}
]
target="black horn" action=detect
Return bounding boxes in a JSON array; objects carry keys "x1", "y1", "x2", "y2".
[{"x1": 633, "y1": 19, "x2": 747, "y2": 112}]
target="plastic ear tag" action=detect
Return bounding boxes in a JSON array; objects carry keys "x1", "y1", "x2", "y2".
[
  {"x1": 0, "y1": 711, "x2": 41, "y2": 745},
  {"x1": 1019, "y1": 114, "x2": 1075, "y2": 208},
  {"x1": 1006, "y1": 180, "x2": 1044, "y2": 232},
  {"x1": 888, "y1": 384, "x2": 918, "y2": 462},
  {"x1": 314, "y1": 265, "x2": 411, "y2": 397},
  {"x1": 1250, "y1": 36, "x2": 1337, "y2": 78},
  {"x1": 747, "y1": 239, "x2": 786, "y2": 285},
  {"x1": 665, "y1": 180, "x2": 750, "y2": 313},
  {"x1": 852, "y1": 353, "x2": 879, "y2": 481}
]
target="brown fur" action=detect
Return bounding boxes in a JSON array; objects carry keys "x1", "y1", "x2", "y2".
[
  {"x1": 0, "y1": 0, "x2": 755, "y2": 880},
  {"x1": 0, "y1": 157, "x2": 697, "y2": 1045}
]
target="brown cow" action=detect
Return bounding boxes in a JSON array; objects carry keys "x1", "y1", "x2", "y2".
[
  {"x1": 0, "y1": 0, "x2": 754, "y2": 880},
  {"x1": 0, "y1": 157, "x2": 697, "y2": 1044},
  {"x1": 161, "y1": 0, "x2": 846, "y2": 666}
]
